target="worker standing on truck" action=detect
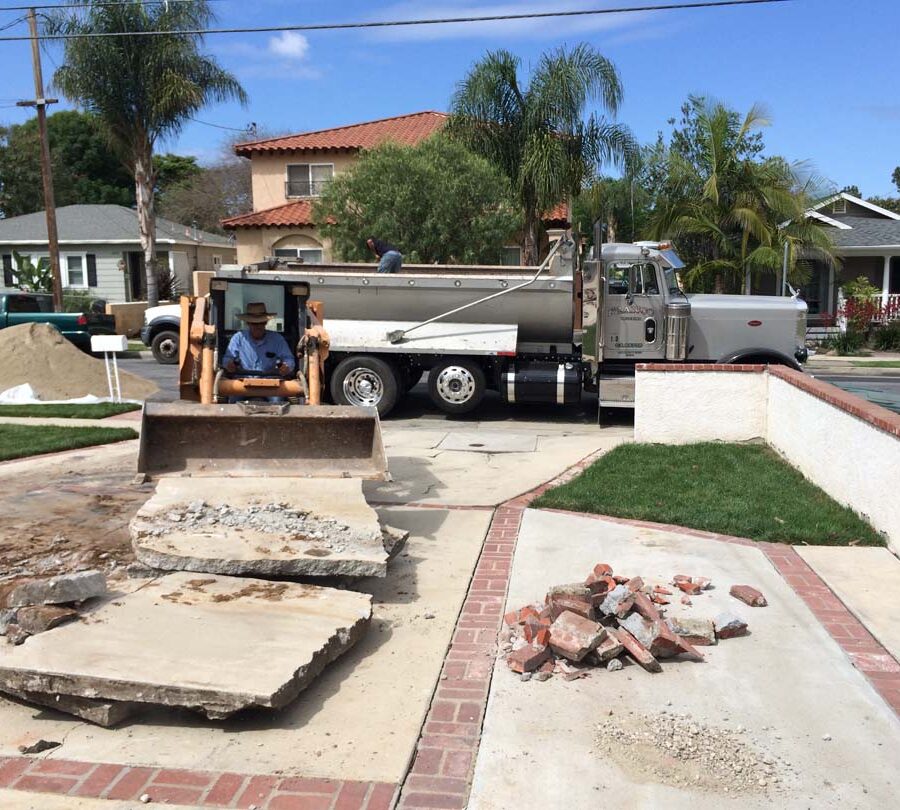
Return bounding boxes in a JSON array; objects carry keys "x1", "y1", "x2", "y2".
[
  {"x1": 366, "y1": 237, "x2": 403, "y2": 273},
  {"x1": 222, "y1": 302, "x2": 295, "y2": 402}
]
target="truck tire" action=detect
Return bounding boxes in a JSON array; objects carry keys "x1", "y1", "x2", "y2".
[
  {"x1": 428, "y1": 358, "x2": 486, "y2": 415},
  {"x1": 151, "y1": 329, "x2": 179, "y2": 364},
  {"x1": 330, "y1": 355, "x2": 399, "y2": 417}
]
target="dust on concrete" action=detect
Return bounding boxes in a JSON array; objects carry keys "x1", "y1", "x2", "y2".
[
  {"x1": 0, "y1": 322, "x2": 157, "y2": 400},
  {"x1": 139, "y1": 500, "x2": 366, "y2": 554},
  {"x1": 594, "y1": 711, "x2": 791, "y2": 796}
]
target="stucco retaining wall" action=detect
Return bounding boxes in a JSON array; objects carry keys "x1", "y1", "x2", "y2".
[{"x1": 634, "y1": 364, "x2": 900, "y2": 553}]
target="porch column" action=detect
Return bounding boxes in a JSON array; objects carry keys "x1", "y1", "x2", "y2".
[{"x1": 883, "y1": 255, "x2": 891, "y2": 308}]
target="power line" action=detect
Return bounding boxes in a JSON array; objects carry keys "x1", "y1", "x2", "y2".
[
  {"x1": 0, "y1": 1, "x2": 795, "y2": 42},
  {"x1": 188, "y1": 116, "x2": 251, "y2": 132}
]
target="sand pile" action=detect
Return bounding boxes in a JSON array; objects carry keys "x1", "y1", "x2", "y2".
[{"x1": 0, "y1": 323, "x2": 157, "y2": 400}]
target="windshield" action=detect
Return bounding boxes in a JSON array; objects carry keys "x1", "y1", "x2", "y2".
[{"x1": 663, "y1": 265, "x2": 682, "y2": 295}]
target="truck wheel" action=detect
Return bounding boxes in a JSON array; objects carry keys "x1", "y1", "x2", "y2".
[
  {"x1": 330, "y1": 356, "x2": 399, "y2": 417},
  {"x1": 151, "y1": 330, "x2": 179, "y2": 364},
  {"x1": 428, "y1": 359, "x2": 486, "y2": 415}
]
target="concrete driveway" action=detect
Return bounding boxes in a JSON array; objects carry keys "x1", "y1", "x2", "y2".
[{"x1": 468, "y1": 509, "x2": 900, "y2": 810}]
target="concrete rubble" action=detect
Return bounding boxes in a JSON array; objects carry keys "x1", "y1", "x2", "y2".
[
  {"x1": 503, "y1": 562, "x2": 758, "y2": 679},
  {"x1": 130, "y1": 477, "x2": 406, "y2": 578},
  {"x1": 0, "y1": 572, "x2": 372, "y2": 721}
]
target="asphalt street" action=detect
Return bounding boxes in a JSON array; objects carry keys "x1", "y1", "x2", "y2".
[{"x1": 815, "y1": 374, "x2": 900, "y2": 414}]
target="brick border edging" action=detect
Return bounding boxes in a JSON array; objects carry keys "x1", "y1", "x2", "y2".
[{"x1": 0, "y1": 758, "x2": 396, "y2": 809}]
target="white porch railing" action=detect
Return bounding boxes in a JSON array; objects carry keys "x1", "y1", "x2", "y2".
[{"x1": 870, "y1": 293, "x2": 900, "y2": 323}]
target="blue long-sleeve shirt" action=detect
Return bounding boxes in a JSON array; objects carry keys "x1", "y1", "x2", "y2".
[{"x1": 222, "y1": 329, "x2": 295, "y2": 374}]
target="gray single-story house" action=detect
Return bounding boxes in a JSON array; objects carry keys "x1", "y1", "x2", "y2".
[
  {"x1": 0, "y1": 204, "x2": 235, "y2": 303},
  {"x1": 757, "y1": 192, "x2": 900, "y2": 325}
]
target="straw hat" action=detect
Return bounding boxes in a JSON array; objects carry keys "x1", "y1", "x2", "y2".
[{"x1": 236, "y1": 302, "x2": 276, "y2": 324}]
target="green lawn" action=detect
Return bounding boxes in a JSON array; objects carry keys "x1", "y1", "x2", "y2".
[
  {"x1": 0, "y1": 402, "x2": 141, "y2": 419},
  {"x1": 0, "y1": 424, "x2": 138, "y2": 461},
  {"x1": 532, "y1": 442, "x2": 884, "y2": 547},
  {"x1": 128, "y1": 340, "x2": 146, "y2": 352},
  {"x1": 850, "y1": 360, "x2": 900, "y2": 368}
]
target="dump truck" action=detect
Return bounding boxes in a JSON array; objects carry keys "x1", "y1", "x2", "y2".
[
  {"x1": 138, "y1": 275, "x2": 387, "y2": 480},
  {"x1": 215, "y1": 236, "x2": 807, "y2": 417}
]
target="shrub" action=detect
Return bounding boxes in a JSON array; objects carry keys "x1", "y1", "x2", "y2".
[
  {"x1": 872, "y1": 321, "x2": 900, "y2": 351},
  {"x1": 62, "y1": 288, "x2": 93, "y2": 313},
  {"x1": 831, "y1": 330, "x2": 865, "y2": 355}
]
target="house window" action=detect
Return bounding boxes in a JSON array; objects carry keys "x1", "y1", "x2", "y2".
[
  {"x1": 285, "y1": 164, "x2": 333, "y2": 198},
  {"x1": 212, "y1": 255, "x2": 222, "y2": 267},
  {"x1": 832, "y1": 198, "x2": 847, "y2": 214},
  {"x1": 274, "y1": 247, "x2": 324, "y2": 264},
  {"x1": 501, "y1": 246, "x2": 522, "y2": 266},
  {"x1": 65, "y1": 255, "x2": 86, "y2": 287}
]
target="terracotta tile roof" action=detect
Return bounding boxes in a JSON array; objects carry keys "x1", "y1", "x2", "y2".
[
  {"x1": 222, "y1": 201, "x2": 317, "y2": 229},
  {"x1": 234, "y1": 111, "x2": 448, "y2": 156},
  {"x1": 543, "y1": 201, "x2": 570, "y2": 226}
]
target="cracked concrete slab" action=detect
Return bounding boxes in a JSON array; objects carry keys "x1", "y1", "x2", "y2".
[
  {"x1": 436, "y1": 430, "x2": 538, "y2": 453},
  {"x1": 130, "y1": 477, "x2": 391, "y2": 578},
  {"x1": 0, "y1": 572, "x2": 371, "y2": 720}
]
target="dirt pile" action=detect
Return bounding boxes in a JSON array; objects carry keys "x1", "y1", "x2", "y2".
[
  {"x1": 0, "y1": 323, "x2": 157, "y2": 400},
  {"x1": 595, "y1": 711, "x2": 790, "y2": 794}
]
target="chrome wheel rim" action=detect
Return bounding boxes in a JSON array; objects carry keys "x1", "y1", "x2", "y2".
[
  {"x1": 436, "y1": 366, "x2": 476, "y2": 404},
  {"x1": 343, "y1": 368, "x2": 383, "y2": 406}
]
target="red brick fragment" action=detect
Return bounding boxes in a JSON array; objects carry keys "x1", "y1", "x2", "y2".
[
  {"x1": 730, "y1": 585, "x2": 768, "y2": 607},
  {"x1": 650, "y1": 593, "x2": 670, "y2": 605},
  {"x1": 625, "y1": 576, "x2": 644, "y2": 593},
  {"x1": 674, "y1": 580, "x2": 703, "y2": 595},
  {"x1": 612, "y1": 574, "x2": 630, "y2": 584},
  {"x1": 549, "y1": 611, "x2": 606, "y2": 662},
  {"x1": 546, "y1": 586, "x2": 593, "y2": 620},
  {"x1": 653, "y1": 586, "x2": 673, "y2": 595},
  {"x1": 503, "y1": 611, "x2": 519, "y2": 626},
  {"x1": 680, "y1": 596, "x2": 692, "y2": 606},
  {"x1": 518, "y1": 605, "x2": 541, "y2": 622},
  {"x1": 631, "y1": 591, "x2": 662, "y2": 621},
  {"x1": 535, "y1": 628, "x2": 551, "y2": 647},
  {"x1": 507, "y1": 644, "x2": 551, "y2": 673},
  {"x1": 592, "y1": 563, "x2": 613, "y2": 577},
  {"x1": 608, "y1": 627, "x2": 661, "y2": 673}
]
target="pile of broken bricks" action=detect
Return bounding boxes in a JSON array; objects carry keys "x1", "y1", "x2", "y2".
[
  {"x1": 503, "y1": 563, "x2": 768, "y2": 680},
  {"x1": 0, "y1": 477, "x2": 409, "y2": 728}
]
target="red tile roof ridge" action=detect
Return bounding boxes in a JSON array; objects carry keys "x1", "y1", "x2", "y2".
[
  {"x1": 234, "y1": 110, "x2": 448, "y2": 153},
  {"x1": 221, "y1": 200, "x2": 318, "y2": 229}
]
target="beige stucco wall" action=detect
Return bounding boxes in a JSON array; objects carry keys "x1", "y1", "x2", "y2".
[
  {"x1": 250, "y1": 151, "x2": 358, "y2": 212},
  {"x1": 234, "y1": 226, "x2": 330, "y2": 265}
]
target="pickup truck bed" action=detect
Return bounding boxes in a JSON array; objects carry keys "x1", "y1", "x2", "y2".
[{"x1": 0, "y1": 291, "x2": 116, "y2": 351}]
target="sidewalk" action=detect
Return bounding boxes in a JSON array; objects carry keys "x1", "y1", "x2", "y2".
[{"x1": 807, "y1": 350, "x2": 900, "y2": 375}]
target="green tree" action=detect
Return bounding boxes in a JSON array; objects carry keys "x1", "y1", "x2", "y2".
[
  {"x1": 154, "y1": 153, "x2": 201, "y2": 200},
  {"x1": 48, "y1": 1, "x2": 246, "y2": 306},
  {"x1": 313, "y1": 135, "x2": 520, "y2": 264},
  {"x1": 0, "y1": 110, "x2": 134, "y2": 217},
  {"x1": 448, "y1": 44, "x2": 634, "y2": 264},
  {"x1": 648, "y1": 98, "x2": 836, "y2": 294}
]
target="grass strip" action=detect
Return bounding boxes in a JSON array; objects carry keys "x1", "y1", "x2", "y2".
[
  {"x1": 0, "y1": 402, "x2": 141, "y2": 419},
  {"x1": 533, "y1": 442, "x2": 884, "y2": 547},
  {"x1": 849, "y1": 360, "x2": 900, "y2": 368},
  {"x1": 0, "y1": 424, "x2": 138, "y2": 462}
]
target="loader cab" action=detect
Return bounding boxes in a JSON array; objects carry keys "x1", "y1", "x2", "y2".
[{"x1": 208, "y1": 278, "x2": 311, "y2": 367}]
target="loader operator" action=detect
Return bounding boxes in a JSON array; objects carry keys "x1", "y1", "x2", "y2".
[{"x1": 222, "y1": 302, "x2": 295, "y2": 401}]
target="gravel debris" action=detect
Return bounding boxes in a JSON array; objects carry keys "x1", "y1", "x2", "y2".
[
  {"x1": 140, "y1": 500, "x2": 361, "y2": 553},
  {"x1": 594, "y1": 711, "x2": 789, "y2": 794}
]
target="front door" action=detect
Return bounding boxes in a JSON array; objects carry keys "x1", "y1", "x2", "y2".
[{"x1": 603, "y1": 261, "x2": 666, "y2": 359}]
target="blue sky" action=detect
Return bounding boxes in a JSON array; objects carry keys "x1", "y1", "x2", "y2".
[{"x1": 1, "y1": 0, "x2": 898, "y2": 196}]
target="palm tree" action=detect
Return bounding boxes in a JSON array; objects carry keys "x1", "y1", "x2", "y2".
[
  {"x1": 449, "y1": 45, "x2": 634, "y2": 265},
  {"x1": 649, "y1": 100, "x2": 837, "y2": 294},
  {"x1": 48, "y1": 1, "x2": 246, "y2": 306}
]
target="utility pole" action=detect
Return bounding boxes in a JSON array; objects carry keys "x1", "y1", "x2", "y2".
[{"x1": 17, "y1": 8, "x2": 62, "y2": 310}]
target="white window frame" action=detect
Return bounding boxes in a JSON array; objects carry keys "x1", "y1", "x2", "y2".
[
  {"x1": 832, "y1": 198, "x2": 847, "y2": 214},
  {"x1": 212, "y1": 254, "x2": 222, "y2": 267},
  {"x1": 18, "y1": 251, "x2": 89, "y2": 288},
  {"x1": 273, "y1": 246, "x2": 324, "y2": 264},
  {"x1": 285, "y1": 163, "x2": 334, "y2": 198},
  {"x1": 63, "y1": 253, "x2": 89, "y2": 288}
]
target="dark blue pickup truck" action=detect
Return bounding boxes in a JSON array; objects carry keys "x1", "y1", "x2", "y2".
[{"x1": 0, "y1": 291, "x2": 116, "y2": 350}]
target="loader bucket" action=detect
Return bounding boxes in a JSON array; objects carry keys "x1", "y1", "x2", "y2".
[{"x1": 137, "y1": 401, "x2": 388, "y2": 480}]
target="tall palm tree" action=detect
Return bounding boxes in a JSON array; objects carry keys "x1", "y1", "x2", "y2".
[
  {"x1": 449, "y1": 45, "x2": 634, "y2": 265},
  {"x1": 48, "y1": 1, "x2": 246, "y2": 306},
  {"x1": 650, "y1": 100, "x2": 837, "y2": 293}
]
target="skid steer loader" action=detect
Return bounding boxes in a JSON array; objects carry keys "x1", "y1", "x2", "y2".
[{"x1": 137, "y1": 277, "x2": 387, "y2": 480}]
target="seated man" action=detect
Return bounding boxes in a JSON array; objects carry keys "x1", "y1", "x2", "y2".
[{"x1": 222, "y1": 302, "x2": 295, "y2": 401}]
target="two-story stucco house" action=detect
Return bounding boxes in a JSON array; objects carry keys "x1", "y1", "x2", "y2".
[{"x1": 221, "y1": 111, "x2": 571, "y2": 266}]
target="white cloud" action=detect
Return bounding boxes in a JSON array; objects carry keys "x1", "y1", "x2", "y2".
[{"x1": 268, "y1": 31, "x2": 311, "y2": 60}]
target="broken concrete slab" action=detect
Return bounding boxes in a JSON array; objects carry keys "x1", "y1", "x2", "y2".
[
  {"x1": 0, "y1": 572, "x2": 371, "y2": 719},
  {"x1": 667, "y1": 616, "x2": 717, "y2": 646},
  {"x1": 0, "y1": 571, "x2": 106, "y2": 608},
  {"x1": 1, "y1": 687, "x2": 137, "y2": 727},
  {"x1": 714, "y1": 611, "x2": 749, "y2": 639},
  {"x1": 11, "y1": 605, "x2": 78, "y2": 636},
  {"x1": 549, "y1": 611, "x2": 605, "y2": 662},
  {"x1": 130, "y1": 477, "x2": 391, "y2": 578}
]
